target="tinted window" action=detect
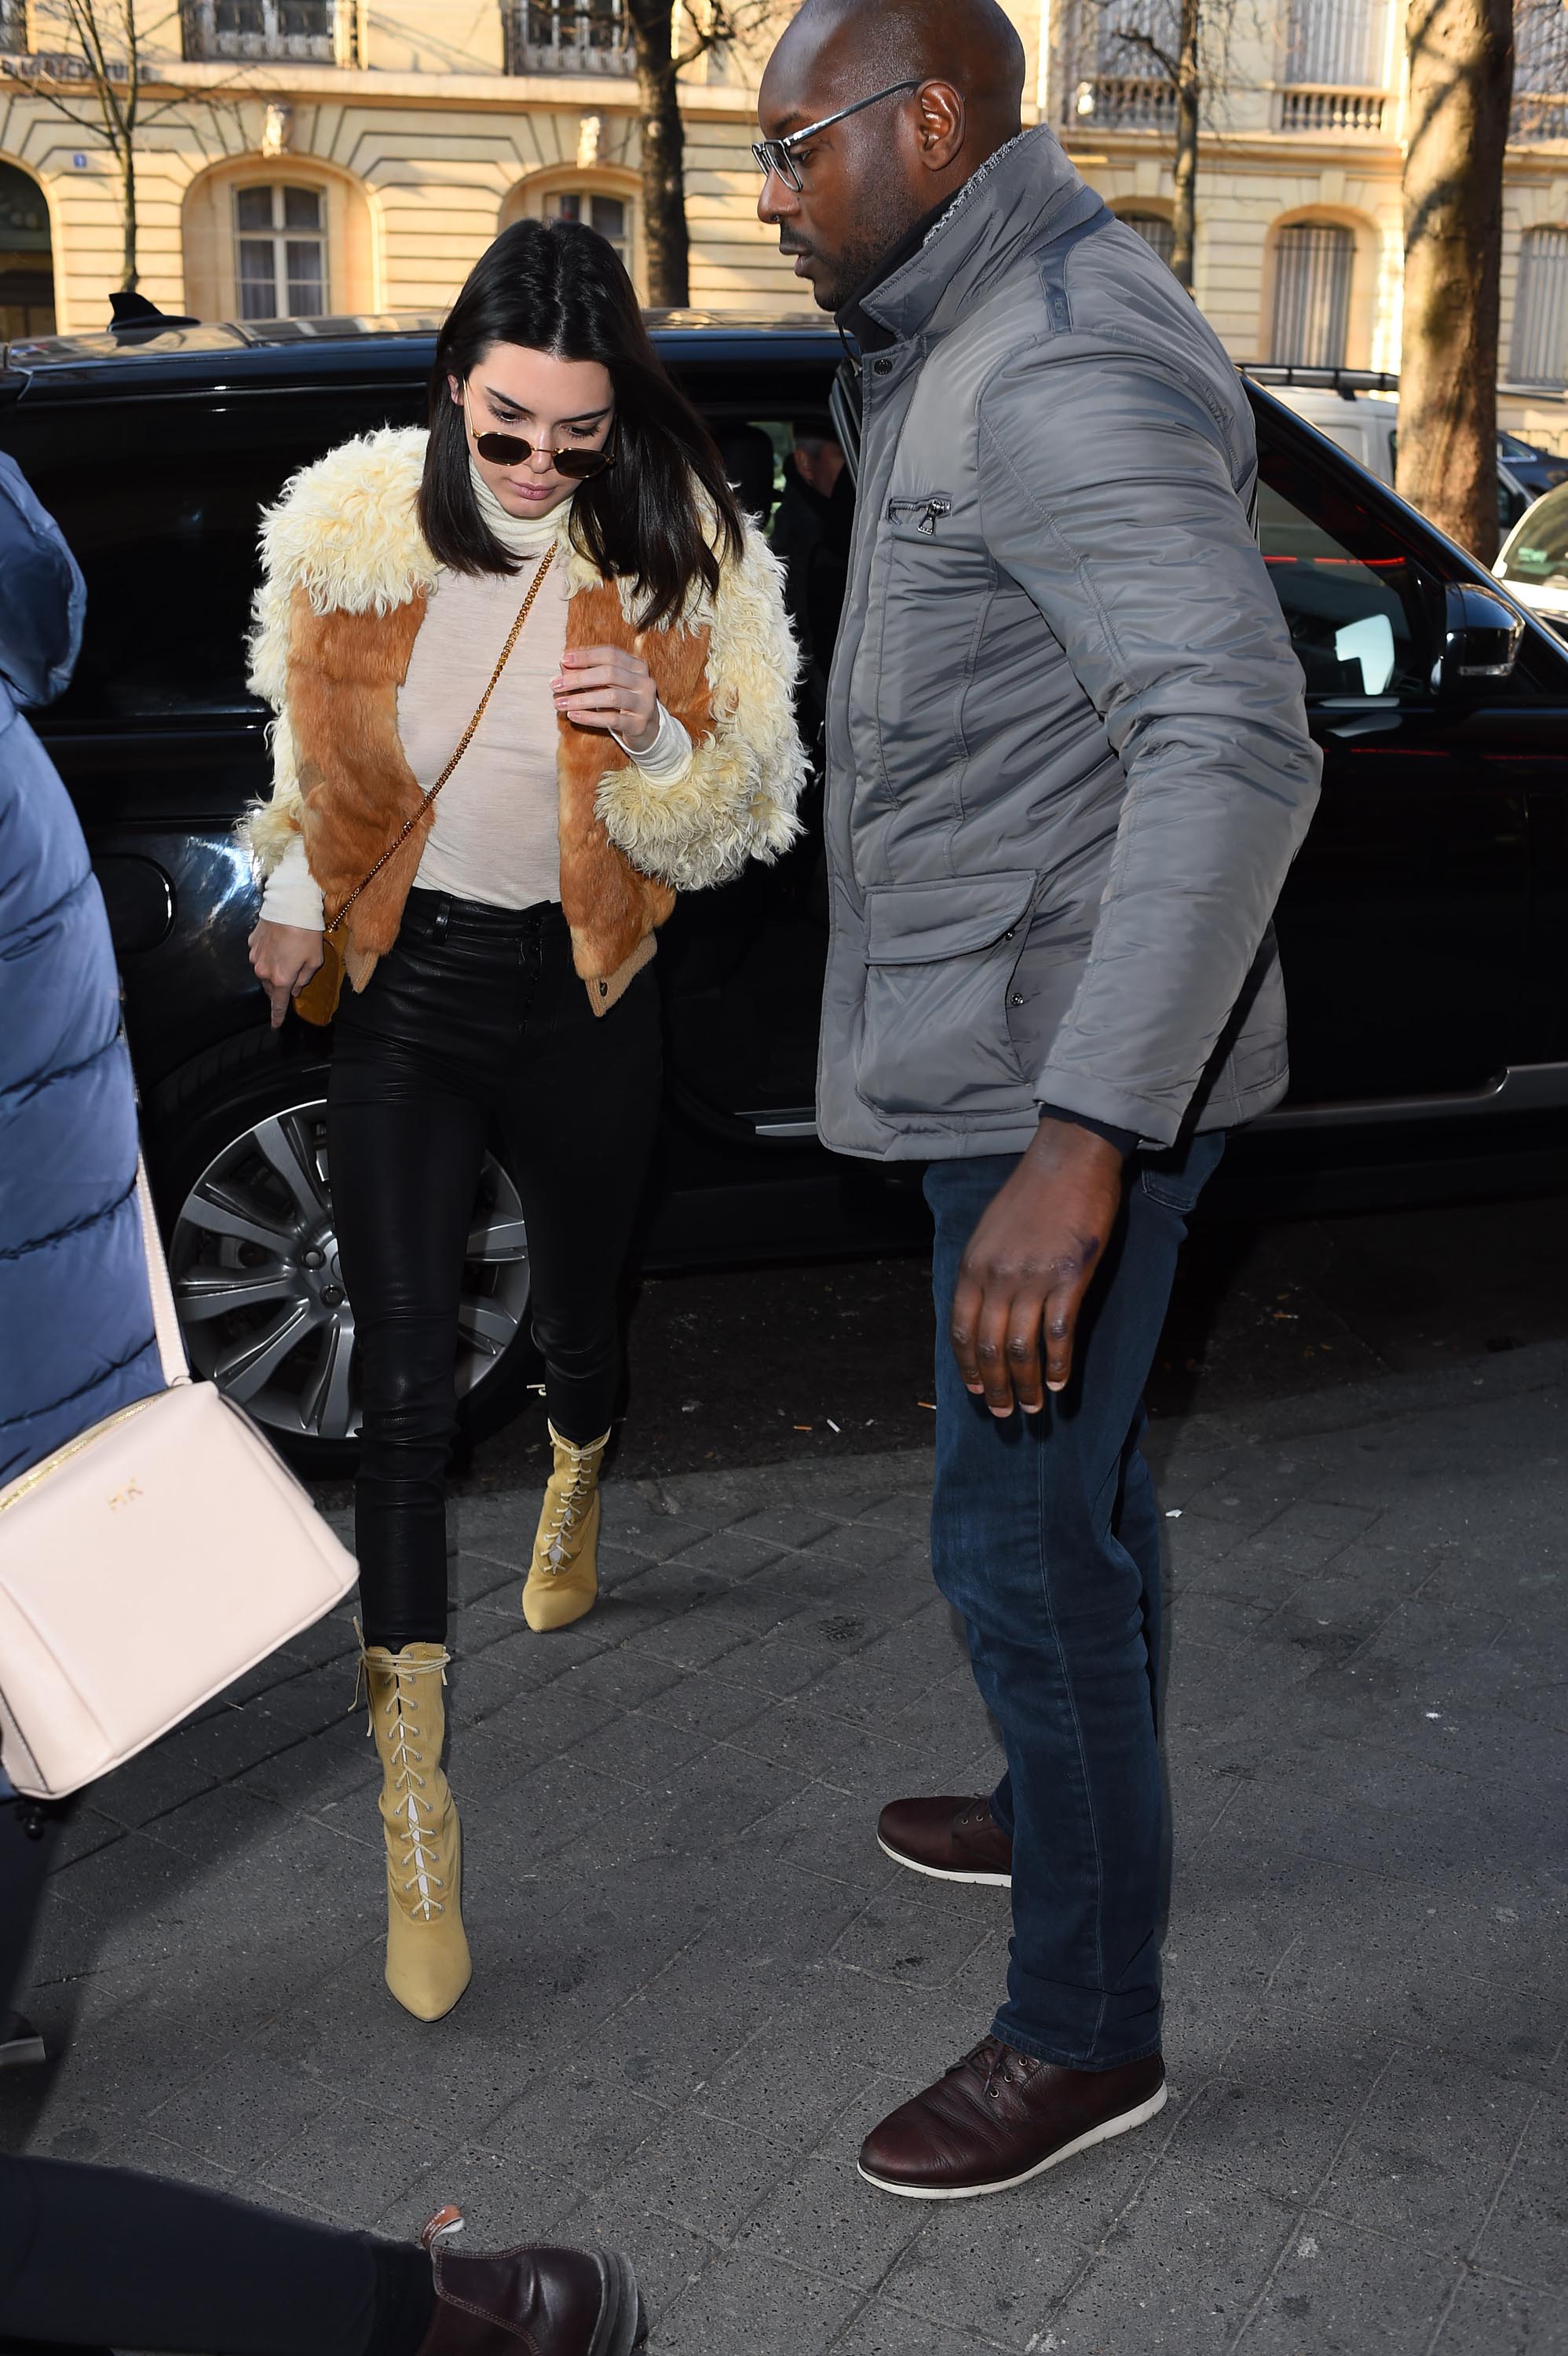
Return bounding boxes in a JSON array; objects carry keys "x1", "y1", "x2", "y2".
[
  {"x1": 1255, "y1": 442, "x2": 1435, "y2": 699},
  {"x1": 0, "y1": 387, "x2": 424, "y2": 722},
  {"x1": 1497, "y1": 480, "x2": 1568, "y2": 586}
]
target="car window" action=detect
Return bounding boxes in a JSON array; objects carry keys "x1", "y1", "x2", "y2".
[
  {"x1": 0, "y1": 387, "x2": 424, "y2": 722},
  {"x1": 1496, "y1": 481, "x2": 1568, "y2": 587},
  {"x1": 1255, "y1": 450, "x2": 1432, "y2": 700}
]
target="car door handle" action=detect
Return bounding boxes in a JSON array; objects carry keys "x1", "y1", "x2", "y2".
[{"x1": 1316, "y1": 704, "x2": 1405, "y2": 741}]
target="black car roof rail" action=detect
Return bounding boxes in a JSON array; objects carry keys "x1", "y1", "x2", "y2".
[{"x1": 1240, "y1": 363, "x2": 1401, "y2": 399}]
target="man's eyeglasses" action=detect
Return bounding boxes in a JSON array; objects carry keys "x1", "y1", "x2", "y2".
[
  {"x1": 751, "y1": 80, "x2": 921, "y2": 194},
  {"x1": 462, "y1": 383, "x2": 615, "y2": 479}
]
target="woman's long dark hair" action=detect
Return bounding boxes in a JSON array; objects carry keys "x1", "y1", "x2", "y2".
[{"x1": 421, "y1": 217, "x2": 743, "y2": 628}]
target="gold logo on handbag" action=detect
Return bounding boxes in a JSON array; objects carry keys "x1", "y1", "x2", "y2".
[
  {"x1": 326, "y1": 544, "x2": 557, "y2": 939},
  {"x1": 107, "y1": 1480, "x2": 144, "y2": 1511}
]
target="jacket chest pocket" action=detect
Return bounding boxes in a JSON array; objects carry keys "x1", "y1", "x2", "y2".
[
  {"x1": 869, "y1": 495, "x2": 991, "y2": 773},
  {"x1": 855, "y1": 869, "x2": 1036, "y2": 1123}
]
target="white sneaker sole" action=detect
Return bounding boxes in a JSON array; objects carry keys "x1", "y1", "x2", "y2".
[
  {"x1": 857, "y1": 2080, "x2": 1168, "y2": 2200},
  {"x1": 877, "y1": 1833, "x2": 1012, "y2": 1889}
]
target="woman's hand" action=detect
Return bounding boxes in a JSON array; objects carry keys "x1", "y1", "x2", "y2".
[
  {"x1": 552, "y1": 644, "x2": 660, "y2": 755},
  {"x1": 248, "y1": 920, "x2": 325, "y2": 1030}
]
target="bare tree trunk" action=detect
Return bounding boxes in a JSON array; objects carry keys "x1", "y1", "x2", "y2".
[
  {"x1": 1398, "y1": 0, "x2": 1514, "y2": 557},
  {"x1": 119, "y1": 140, "x2": 137, "y2": 290},
  {"x1": 1168, "y1": 0, "x2": 1200, "y2": 291},
  {"x1": 630, "y1": 0, "x2": 689, "y2": 307}
]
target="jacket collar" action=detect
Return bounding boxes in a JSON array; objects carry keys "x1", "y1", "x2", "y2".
[{"x1": 845, "y1": 124, "x2": 1087, "y2": 352}]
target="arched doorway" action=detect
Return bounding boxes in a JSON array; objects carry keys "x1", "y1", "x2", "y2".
[{"x1": 0, "y1": 163, "x2": 55, "y2": 338}]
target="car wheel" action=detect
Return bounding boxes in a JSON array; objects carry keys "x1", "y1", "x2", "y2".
[{"x1": 152, "y1": 1040, "x2": 534, "y2": 1475}]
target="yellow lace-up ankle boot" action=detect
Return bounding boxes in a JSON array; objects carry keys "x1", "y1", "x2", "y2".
[
  {"x1": 362, "y1": 1643, "x2": 472, "y2": 2021},
  {"x1": 521, "y1": 1423, "x2": 610, "y2": 1632}
]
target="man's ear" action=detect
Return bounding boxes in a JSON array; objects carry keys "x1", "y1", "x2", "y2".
[{"x1": 915, "y1": 79, "x2": 966, "y2": 171}]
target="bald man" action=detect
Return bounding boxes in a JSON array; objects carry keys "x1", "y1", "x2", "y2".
[{"x1": 756, "y1": 1, "x2": 1321, "y2": 2201}]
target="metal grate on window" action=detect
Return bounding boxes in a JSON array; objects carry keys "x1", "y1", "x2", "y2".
[
  {"x1": 1119, "y1": 210, "x2": 1175, "y2": 267},
  {"x1": 187, "y1": 1, "x2": 335, "y2": 61},
  {"x1": 1511, "y1": 226, "x2": 1568, "y2": 387},
  {"x1": 1270, "y1": 222, "x2": 1354, "y2": 368},
  {"x1": 1282, "y1": 0, "x2": 1389, "y2": 89},
  {"x1": 505, "y1": 0, "x2": 630, "y2": 73},
  {"x1": 1511, "y1": 1, "x2": 1568, "y2": 140}
]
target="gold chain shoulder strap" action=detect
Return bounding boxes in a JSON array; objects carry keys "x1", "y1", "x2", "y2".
[{"x1": 325, "y1": 543, "x2": 557, "y2": 938}]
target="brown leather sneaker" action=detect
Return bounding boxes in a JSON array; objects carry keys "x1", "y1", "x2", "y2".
[
  {"x1": 877, "y1": 1794, "x2": 1013, "y2": 1886},
  {"x1": 416, "y1": 2207, "x2": 646, "y2": 2352},
  {"x1": 857, "y1": 2037, "x2": 1166, "y2": 2200}
]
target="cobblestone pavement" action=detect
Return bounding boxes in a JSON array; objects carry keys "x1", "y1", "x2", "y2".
[{"x1": 5, "y1": 1346, "x2": 1566, "y2": 2354}]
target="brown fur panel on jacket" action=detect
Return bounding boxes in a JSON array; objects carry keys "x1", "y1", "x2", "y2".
[
  {"x1": 554, "y1": 578, "x2": 709, "y2": 978},
  {"x1": 289, "y1": 587, "x2": 429, "y2": 987}
]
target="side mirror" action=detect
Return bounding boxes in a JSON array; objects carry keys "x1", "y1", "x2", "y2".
[{"x1": 1434, "y1": 580, "x2": 1524, "y2": 695}]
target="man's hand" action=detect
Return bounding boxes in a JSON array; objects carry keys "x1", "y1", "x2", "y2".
[
  {"x1": 950, "y1": 1118, "x2": 1126, "y2": 1415},
  {"x1": 248, "y1": 919, "x2": 324, "y2": 1030}
]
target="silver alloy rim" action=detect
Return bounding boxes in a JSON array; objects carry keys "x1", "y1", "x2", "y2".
[{"x1": 168, "y1": 1097, "x2": 531, "y2": 1443}]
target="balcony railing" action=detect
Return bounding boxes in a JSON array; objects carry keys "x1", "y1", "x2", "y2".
[
  {"x1": 1278, "y1": 86, "x2": 1387, "y2": 134},
  {"x1": 504, "y1": 0, "x2": 631, "y2": 76},
  {"x1": 181, "y1": 2, "x2": 338, "y2": 64},
  {"x1": 1512, "y1": 92, "x2": 1568, "y2": 143},
  {"x1": 1067, "y1": 75, "x2": 1176, "y2": 132}
]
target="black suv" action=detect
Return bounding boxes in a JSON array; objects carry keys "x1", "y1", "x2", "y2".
[{"x1": 2, "y1": 312, "x2": 1565, "y2": 1469}]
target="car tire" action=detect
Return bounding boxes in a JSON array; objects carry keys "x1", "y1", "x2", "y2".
[{"x1": 146, "y1": 1028, "x2": 539, "y2": 1478}]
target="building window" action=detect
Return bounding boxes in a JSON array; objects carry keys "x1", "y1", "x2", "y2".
[
  {"x1": 1065, "y1": 0, "x2": 1179, "y2": 130},
  {"x1": 503, "y1": 0, "x2": 630, "y2": 75},
  {"x1": 1511, "y1": 227, "x2": 1568, "y2": 387},
  {"x1": 546, "y1": 189, "x2": 629, "y2": 269},
  {"x1": 234, "y1": 185, "x2": 327, "y2": 320},
  {"x1": 0, "y1": 1, "x2": 26, "y2": 57},
  {"x1": 183, "y1": 1, "x2": 337, "y2": 64},
  {"x1": 1512, "y1": 1, "x2": 1568, "y2": 141},
  {"x1": 1119, "y1": 210, "x2": 1175, "y2": 268},
  {"x1": 0, "y1": 161, "x2": 53, "y2": 339},
  {"x1": 1270, "y1": 222, "x2": 1354, "y2": 367},
  {"x1": 1283, "y1": 0, "x2": 1388, "y2": 88}
]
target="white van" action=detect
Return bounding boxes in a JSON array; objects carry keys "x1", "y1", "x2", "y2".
[
  {"x1": 1248, "y1": 374, "x2": 1533, "y2": 533},
  {"x1": 1264, "y1": 383, "x2": 1399, "y2": 484}
]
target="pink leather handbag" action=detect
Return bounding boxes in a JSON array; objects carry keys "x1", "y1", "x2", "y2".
[{"x1": 0, "y1": 1158, "x2": 357, "y2": 1798}]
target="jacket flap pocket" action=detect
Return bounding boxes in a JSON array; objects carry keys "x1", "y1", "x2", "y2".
[{"x1": 864, "y1": 871, "x2": 1037, "y2": 966}]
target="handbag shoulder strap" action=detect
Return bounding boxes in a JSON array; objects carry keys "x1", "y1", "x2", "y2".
[
  {"x1": 135, "y1": 1154, "x2": 191, "y2": 1389},
  {"x1": 326, "y1": 543, "x2": 557, "y2": 940}
]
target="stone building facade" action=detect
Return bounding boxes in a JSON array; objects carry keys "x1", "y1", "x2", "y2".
[{"x1": 0, "y1": 1, "x2": 1564, "y2": 437}]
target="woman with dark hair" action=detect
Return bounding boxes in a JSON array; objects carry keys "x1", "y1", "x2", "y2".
[{"x1": 243, "y1": 218, "x2": 803, "y2": 2021}]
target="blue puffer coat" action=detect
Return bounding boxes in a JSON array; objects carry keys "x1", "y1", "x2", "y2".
[{"x1": 0, "y1": 453, "x2": 161, "y2": 1489}]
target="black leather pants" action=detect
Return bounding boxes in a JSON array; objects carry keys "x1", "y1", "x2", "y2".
[{"x1": 327, "y1": 890, "x2": 662, "y2": 1651}]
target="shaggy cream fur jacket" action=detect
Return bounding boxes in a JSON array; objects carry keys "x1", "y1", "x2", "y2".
[{"x1": 242, "y1": 425, "x2": 805, "y2": 1015}]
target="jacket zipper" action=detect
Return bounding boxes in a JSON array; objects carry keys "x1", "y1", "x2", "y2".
[{"x1": 886, "y1": 496, "x2": 952, "y2": 536}]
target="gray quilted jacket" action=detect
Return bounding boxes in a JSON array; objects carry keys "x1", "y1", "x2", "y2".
[{"x1": 817, "y1": 126, "x2": 1322, "y2": 1159}]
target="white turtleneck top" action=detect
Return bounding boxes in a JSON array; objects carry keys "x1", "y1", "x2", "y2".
[{"x1": 258, "y1": 470, "x2": 693, "y2": 929}]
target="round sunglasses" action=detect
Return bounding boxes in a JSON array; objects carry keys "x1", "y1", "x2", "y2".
[{"x1": 463, "y1": 385, "x2": 616, "y2": 479}]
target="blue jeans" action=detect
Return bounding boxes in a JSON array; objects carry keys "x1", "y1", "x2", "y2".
[{"x1": 924, "y1": 1129, "x2": 1224, "y2": 2070}]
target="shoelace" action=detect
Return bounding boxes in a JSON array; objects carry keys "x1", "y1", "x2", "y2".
[
  {"x1": 359, "y1": 1645, "x2": 451, "y2": 1922},
  {"x1": 386, "y1": 1699, "x2": 448, "y2": 1920},
  {"x1": 543, "y1": 1448, "x2": 599, "y2": 1572},
  {"x1": 954, "y1": 2039, "x2": 1040, "y2": 2103}
]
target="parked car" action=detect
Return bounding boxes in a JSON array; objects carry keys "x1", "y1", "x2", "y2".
[
  {"x1": 2, "y1": 312, "x2": 1565, "y2": 1469},
  {"x1": 1494, "y1": 477, "x2": 1568, "y2": 642},
  {"x1": 1497, "y1": 427, "x2": 1568, "y2": 508},
  {"x1": 1249, "y1": 371, "x2": 1556, "y2": 536}
]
